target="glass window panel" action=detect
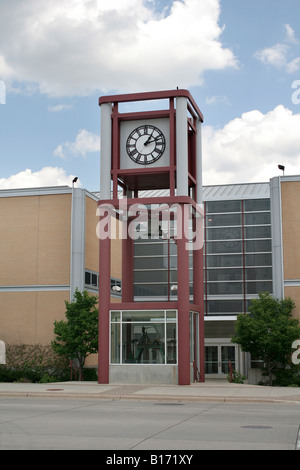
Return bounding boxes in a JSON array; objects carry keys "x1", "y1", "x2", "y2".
[
  {"x1": 245, "y1": 253, "x2": 272, "y2": 266},
  {"x1": 206, "y1": 227, "x2": 242, "y2": 240},
  {"x1": 206, "y1": 200, "x2": 241, "y2": 213},
  {"x1": 122, "y1": 310, "x2": 165, "y2": 322},
  {"x1": 205, "y1": 346, "x2": 218, "y2": 374},
  {"x1": 244, "y1": 239, "x2": 272, "y2": 253},
  {"x1": 169, "y1": 242, "x2": 177, "y2": 255},
  {"x1": 206, "y1": 213, "x2": 242, "y2": 227},
  {"x1": 92, "y1": 273, "x2": 98, "y2": 286},
  {"x1": 207, "y1": 268, "x2": 243, "y2": 282},
  {"x1": 134, "y1": 256, "x2": 169, "y2": 269},
  {"x1": 245, "y1": 267, "x2": 272, "y2": 280},
  {"x1": 134, "y1": 284, "x2": 168, "y2": 297},
  {"x1": 134, "y1": 242, "x2": 169, "y2": 256},
  {"x1": 244, "y1": 199, "x2": 270, "y2": 212},
  {"x1": 207, "y1": 300, "x2": 244, "y2": 314},
  {"x1": 110, "y1": 323, "x2": 120, "y2": 363},
  {"x1": 166, "y1": 311, "x2": 177, "y2": 320},
  {"x1": 111, "y1": 311, "x2": 120, "y2": 322},
  {"x1": 245, "y1": 226, "x2": 271, "y2": 239},
  {"x1": 207, "y1": 282, "x2": 243, "y2": 295},
  {"x1": 166, "y1": 323, "x2": 177, "y2": 363},
  {"x1": 134, "y1": 270, "x2": 168, "y2": 283},
  {"x1": 244, "y1": 212, "x2": 271, "y2": 225},
  {"x1": 246, "y1": 281, "x2": 273, "y2": 294},
  {"x1": 122, "y1": 323, "x2": 165, "y2": 364},
  {"x1": 221, "y1": 346, "x2": 236, "y2": 374},
  {"x1": 206, "y1": 254, "x2": 243, "y2": 268},
  {"x1": 206, "y1": 241, "x2": 242, "y2": 254},
  {"x1": 85, "y1": 272, "x2": 91, "y2": 284}
]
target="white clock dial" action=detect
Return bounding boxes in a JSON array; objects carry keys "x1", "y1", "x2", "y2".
[{"x1": 126, "y1": 125, "x2": 166, "y2": 165}]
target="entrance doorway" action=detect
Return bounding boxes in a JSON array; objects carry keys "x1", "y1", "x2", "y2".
[{"x1": 205, "y1": 342, "x2": 238, "y2": 378}]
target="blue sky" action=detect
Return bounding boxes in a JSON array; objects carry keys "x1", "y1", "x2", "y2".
[{"x1": 0, "y1": 0, "x2": 300, "y2": 191}]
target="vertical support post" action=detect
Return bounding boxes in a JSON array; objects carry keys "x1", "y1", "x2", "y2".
[
  {"x1": 196, "y1": 119, "x2": 203, "y2": 205},
  {"x1": 98, "y1": 215, "x2": 111, "y2": 384},
  {"x1": 177, "y1": 203, "x2": 190, "y2": 385},
  {"x1": 193, "y1": 213, "x2": 205, "y2": 382},
  {"x1": 176, "y1": 97, "x2": 188, "y2": 197},
  {"x1": 100, "y1": 102, "x2": 112, "y2": 200},
  {"x1": 122, "y1": 220, "x2": 133, "y2": 302}
]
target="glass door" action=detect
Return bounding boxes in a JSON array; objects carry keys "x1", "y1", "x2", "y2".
[{"x1": 205, "y1": 344, "x2": 237, "y2": 378}]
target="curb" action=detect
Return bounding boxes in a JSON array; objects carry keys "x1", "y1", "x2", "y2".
[{"x1": 1, "y1": 391, "x2": 300, "y2": 405}]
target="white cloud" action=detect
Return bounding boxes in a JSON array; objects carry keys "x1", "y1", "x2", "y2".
[
  {"x1": 287, "y1": 57, "x2": 300, "y2": 74},
  {"x1": 0, "y1": 0, "x2": 237, "y2": 96},
  {"x1": 255, "y1": 24, "x2": 300, "y2": 74},
  {"x1": 206, "y1": 95, "x2": 231, "y2": 106},
  {"x1": 202, "y1": 105, "x2": 300, "y2": 186},
  {"x1": 255, "y1": 43, "x2": 289, "y2": 68},
  {"x1": 54, "y1": 129, "x2": 100, "y2": 159},
  {"x1": 0, "y1": 167, "x2": 79, "y2": 189},
  {"x1": 284, "y1": 24, "x2": 298, "y2": 44},
  {"x1": 48, "y1": 103, "x2": 72, "y2": 112}
]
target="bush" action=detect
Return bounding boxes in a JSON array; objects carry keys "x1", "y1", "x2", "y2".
[
  {"x1": 272, "y1": 367, "x2": 300, "y2": 387},
  {"x1": 0, "y1": 364, "x2": 70, "y2": 383},
  {"x1": 228, "y1": 370, "x2": 246, "y2": 384},
  {"x1": 0, "y1": 344, "x2": 98, "y2": 383}
]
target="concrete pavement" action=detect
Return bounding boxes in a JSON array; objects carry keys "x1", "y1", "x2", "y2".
[{"x1": 1, "y1": 380, "x2": 300, "y2": 404}]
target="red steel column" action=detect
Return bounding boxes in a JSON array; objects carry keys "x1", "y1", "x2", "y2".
[
  {"x1": 177, "y1": 203, "x2": 190, "y2": 385},
  {"x1": 98, "y1": 217, "x2": 111, "y2": 384},
  {"x1": 122, "y1": 219, "x2": 133, "y2": 302},
  {"x1": 193, "y1": 214, "x2": 205, "y2": 382}
]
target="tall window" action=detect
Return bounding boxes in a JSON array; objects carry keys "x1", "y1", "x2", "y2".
[
  {"x1": 204, "y1": 198, "x2": 272, "y2": 315},
  {"x1": 110, "y1": 310, "x2": 177, "y2": 365}
]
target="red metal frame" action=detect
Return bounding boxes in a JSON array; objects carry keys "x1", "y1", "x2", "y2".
[{"x1": 98, "y1": 90, "x2": 204, "y2": 385}]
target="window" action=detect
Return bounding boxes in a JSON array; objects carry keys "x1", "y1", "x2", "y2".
[
  {"x1": 204, "y1": 197, "x2": 273, "y2": 315},
  {"x1": 85, "y1": 270, "x2": 98, "y2": 288},
  {"x1": 111, "y1": 278, "x2": 122, "y2": 296},
  {"x1": 85, "y1": 271, "x2": 122, "y2": 296},
  {"x1": 110, "y1": 310, "x2": 177, "y2": 365}
]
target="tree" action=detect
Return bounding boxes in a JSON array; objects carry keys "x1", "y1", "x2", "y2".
[
  {"x1": 232, "y1": 292, "x2": 300, "y2": 385},
  {"x1": 51, "y1": 289, "x2": 98, "y2": 380}
]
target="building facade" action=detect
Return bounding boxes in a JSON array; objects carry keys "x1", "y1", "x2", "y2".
[{"x1": 0, "y1": 175, "x2": 299, "y2": 382}]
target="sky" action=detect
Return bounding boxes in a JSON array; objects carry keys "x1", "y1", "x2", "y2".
[{"x1": 0, "y1": 0, "x2": 300, "y2": 192}]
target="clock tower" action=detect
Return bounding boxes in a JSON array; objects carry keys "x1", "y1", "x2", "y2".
[{"x1": 97, "y1": 90, "x2": 204, "y2": 385}]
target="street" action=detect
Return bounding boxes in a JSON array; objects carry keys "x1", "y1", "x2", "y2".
[{"x1": 1, "y1": 397, "x2": 300, "y2": 451}]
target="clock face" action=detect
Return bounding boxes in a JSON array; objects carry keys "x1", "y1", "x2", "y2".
[{"x1": 126, "y1": 125, "x2": 166, "y2": 165}]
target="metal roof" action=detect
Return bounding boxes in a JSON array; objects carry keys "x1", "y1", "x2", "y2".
[
  {"x1": 203, "y1": 182, "x2": 270, "y2": 201},
  {"x1": 94, "y1": 182, "x2": 270, "y2": 201}
]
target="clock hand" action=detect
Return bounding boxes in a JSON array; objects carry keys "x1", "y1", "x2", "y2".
[{"x1": 144, "y1": 136, "x2": 161, "y2": 146}]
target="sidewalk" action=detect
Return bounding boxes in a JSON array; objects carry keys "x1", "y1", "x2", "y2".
[{"x1": 1, "y1": 380, "x2": 300, "y2": 404}]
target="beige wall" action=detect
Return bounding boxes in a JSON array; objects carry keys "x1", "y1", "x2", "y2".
[
  {"x1": 281, "y1": 181, "x2": 300, "y2": 320},
  {"x1": 281, "y1": 182, "x2": 300, "y2": 280},
  {"x1": 0, "y1": 194, "x2": 71, "y2": 286},
  {"x1": 0, "y1": 193, "x2": 72, "y2": 346},
  {"x1": 0, "y1": 291, "x2": 69, "y2": 345}
]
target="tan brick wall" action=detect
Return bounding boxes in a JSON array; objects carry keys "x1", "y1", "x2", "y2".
[
  {"x1": 284, "y1": 287, "x2": 300, "y2": 322},
  {"x1": 0, "y1": 194, "x2": 71, "y2": 286},
  {"x1": 281, "y1": 181, "x2": 300, "y2": 320},
  {"x1": 281, "y1": 182, "x2": 300, "y2": 280},
  {"x1": 0, "y1": 290, "x2": 69, "y2": 345}
]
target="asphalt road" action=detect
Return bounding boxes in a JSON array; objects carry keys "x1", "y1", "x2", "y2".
[{"x1": 1, "y1": 397, "x2": 300, "y2": 451}]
